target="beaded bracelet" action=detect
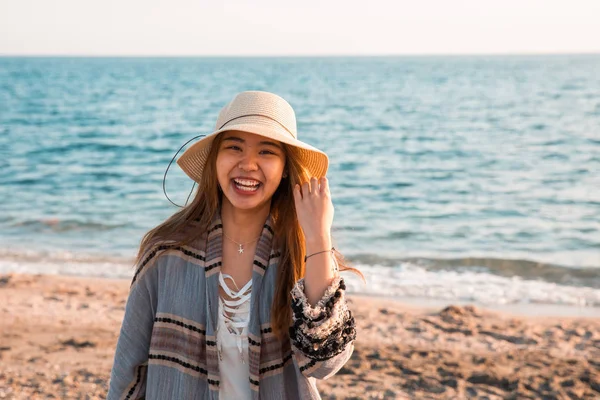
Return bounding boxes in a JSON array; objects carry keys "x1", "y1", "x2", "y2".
[{"x1": 304, "y1": 247, "x2": 336, "y2": 263}]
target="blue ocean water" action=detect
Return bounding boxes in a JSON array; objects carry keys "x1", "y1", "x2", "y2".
[{"x1": 1, "y1": 56, "x2": 599, "y2": 307}]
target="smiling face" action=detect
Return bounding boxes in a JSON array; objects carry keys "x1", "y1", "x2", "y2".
[{"x1": 215, "y1": 130, "x2": 287, "y2": 212}]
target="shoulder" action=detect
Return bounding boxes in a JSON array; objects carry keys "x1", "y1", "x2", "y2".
[
  {"x1": 130, "y1": 243, "x2": 170, "y2": 288},
  {"x1": 131, "y1": 237, "x2": 206, "y2": 288},
  {"x1": 140, "y1": 219, "x2": 209, "y2": 264},
  {"x1": 129, "y1": 217, "x2": 211, "y2": 287}
]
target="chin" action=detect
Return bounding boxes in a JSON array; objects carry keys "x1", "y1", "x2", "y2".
[{"x1": 224, "y1": 194, "x2": 269, "y2": 211}]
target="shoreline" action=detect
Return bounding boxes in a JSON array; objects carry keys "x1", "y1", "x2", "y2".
[
  {"x1": 351, "y1": 294, "x2": 600, "y2": 318},
  {"x1": 1, "y1": 272, "x2": 599, "y2": 399},
  {"x1": 2, "y1": 262, "x2": 600, "y2": 314}
]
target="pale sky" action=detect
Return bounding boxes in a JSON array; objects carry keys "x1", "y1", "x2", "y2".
[{"x1": 1, "y1": 0, "x2": 599, "y2": 56}]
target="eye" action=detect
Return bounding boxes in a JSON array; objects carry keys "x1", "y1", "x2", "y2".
[
  {"x1": 226, "y1": 145, "x2": 242, "y2": 151},
  {"x1": 260, "y1": 150, "x2": 276, "y2": 155}
]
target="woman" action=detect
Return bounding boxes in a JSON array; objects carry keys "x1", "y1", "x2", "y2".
[{"x1": 108, "y1": 91, "x2": 357, "y2": 400}]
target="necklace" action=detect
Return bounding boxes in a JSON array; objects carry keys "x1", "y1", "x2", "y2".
[{"x1": 223, "y1": 231, "x2": 261, "y2": 254}]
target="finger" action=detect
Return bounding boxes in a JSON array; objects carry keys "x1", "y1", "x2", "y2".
[
  {"x1": 293, "y1": 184, "x2": 302, "y2": 202},
  {"x1": 301, "y1": 181, "x2": 310, "y2": 198},
  {"x1": 319, "y1": 177, "x2": 329, "y2": 195},
  {"x1": 310, "y1": 177, "x2": 319, "y2": 195}
]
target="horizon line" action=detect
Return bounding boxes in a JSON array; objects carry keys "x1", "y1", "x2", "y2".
[{"x1": 1, "y1": 51, "x2": 600, "y2": 58}]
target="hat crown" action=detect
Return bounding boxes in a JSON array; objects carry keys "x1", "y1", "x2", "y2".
[{"x1": 215, "y1": 91, "x2": 298, "y2": 139}]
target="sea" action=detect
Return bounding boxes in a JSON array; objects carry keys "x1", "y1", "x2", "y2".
[{"x1": 1, "y1": 55, "x2": 599, "y2": 312}]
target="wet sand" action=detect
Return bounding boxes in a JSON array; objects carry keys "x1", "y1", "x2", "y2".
[{"x1": 1, "y1": 273, "x2": 599, "y2": 399}]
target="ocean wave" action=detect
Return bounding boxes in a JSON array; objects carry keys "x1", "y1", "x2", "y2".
[
  {"x1": 0, "y1": 248, "x2": 133, "y2": 265},
  {"x1": 7, "y1": 218, "x2": 129, "y2": 233},
  {"x1": 344, "y1": 263, "x2": 600, "y2": 308},
  {"x1": 0, "y1": 249, "x2": 134, "y2": 279},
  {"x1": 23, "y1": 142, "x2": 146, "y2": 156},
  {"x1": 348, "y1": 255, "x2": 600, "y2": 288},
  {"x1": 1, "y1": 248, "x2": 599, "y2": 308}
]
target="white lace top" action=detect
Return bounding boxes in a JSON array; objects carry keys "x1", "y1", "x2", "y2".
[{"x1": 217, "y1": 272, "x2": 252, "y2": 400}]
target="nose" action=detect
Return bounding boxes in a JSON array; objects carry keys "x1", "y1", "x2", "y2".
[{"x1": 238, "y1": 151, "x2": 258, "y2": 172}]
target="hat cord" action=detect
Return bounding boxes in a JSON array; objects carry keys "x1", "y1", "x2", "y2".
[
  {"x1": 218, "y1": 114, "x2": 295, "y2": 139},
  {"x1": 163, "y1": 134, "x2": 206, "y2": 208}
]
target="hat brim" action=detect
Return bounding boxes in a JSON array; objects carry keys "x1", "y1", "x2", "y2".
[{"x1": 176, "y1": 123, "x2": 329, "y2": 184}]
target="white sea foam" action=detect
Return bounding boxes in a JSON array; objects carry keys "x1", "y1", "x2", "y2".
[
  {"x1": 342, "y1": 263, "x2": 600, "y2": 308},
  {"x1": 0, "y1": 249, "x2": 134, "y2": 279},
  {"x1": 1, "y1": 249, "x2": 599, "y2": 310}
]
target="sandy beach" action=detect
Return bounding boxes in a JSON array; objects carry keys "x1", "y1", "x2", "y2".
[{"x1": 1, "y1": 273, "x2": 599, "y2": 399}]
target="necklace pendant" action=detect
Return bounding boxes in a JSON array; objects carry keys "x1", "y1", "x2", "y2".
[{"x1": 238, "y1": 244, "x2": 244, "y2": 254}]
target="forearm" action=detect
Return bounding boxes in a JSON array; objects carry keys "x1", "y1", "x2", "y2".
[
  {"x1": 289, "y1": 273, "x2": 356, "y2": 376},
  {"x1": 303, "y1": 234, "x2": 336, "y2": 306}
]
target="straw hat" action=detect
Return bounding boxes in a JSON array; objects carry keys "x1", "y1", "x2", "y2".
[{"x1": 177, "y1": 91, "x2": 329, "y2": 184}]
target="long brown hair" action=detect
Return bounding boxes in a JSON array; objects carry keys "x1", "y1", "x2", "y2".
[{"x1": 137, "y1": 132, "x2": 362, "y2": 339}]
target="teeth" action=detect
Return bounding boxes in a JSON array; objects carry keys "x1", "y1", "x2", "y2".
[
  {"x1": 234, "y1": 178, "x2": 260, "y2": 187},
  {"x1": 236, "y1": 184, "x2": 259, "y2": 192}
]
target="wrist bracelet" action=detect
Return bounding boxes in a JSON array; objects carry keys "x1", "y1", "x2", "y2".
[{"x1": 304, "y1": 247, "x2": 336, "y2": 263}]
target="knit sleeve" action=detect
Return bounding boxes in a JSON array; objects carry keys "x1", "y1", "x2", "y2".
[
  {"x1": 107, "y1": 249, "x2": 160, "y2": 400},
  {"x1": 289, "y1": 276, "x2": 356, "y2": 380}
]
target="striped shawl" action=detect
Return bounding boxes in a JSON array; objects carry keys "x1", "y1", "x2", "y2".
[{"x1": 107, "y1": 213, "x2": 355, "y2": 400}]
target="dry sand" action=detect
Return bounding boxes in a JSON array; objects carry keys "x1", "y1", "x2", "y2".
[{"x1": 0, "y1": 273, "x2": 599, "y2": 399}]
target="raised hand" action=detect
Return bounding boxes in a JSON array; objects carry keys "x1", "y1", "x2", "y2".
[{"x1": 293, "y1": 177, "x2": 334, "y2": 246}]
